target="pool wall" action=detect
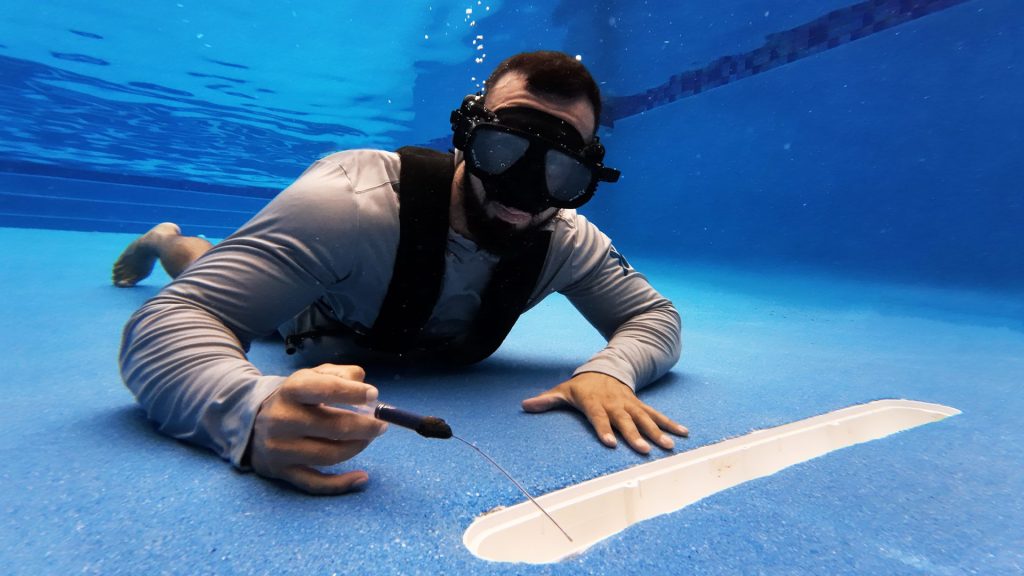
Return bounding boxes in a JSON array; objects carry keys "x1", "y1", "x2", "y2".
[
  {"x1": 586, "y1": 0, "x2": 1023, "y2": 292},
  {"x1": 1, "y1": 0, "x2": 1020, "y2": 291}
]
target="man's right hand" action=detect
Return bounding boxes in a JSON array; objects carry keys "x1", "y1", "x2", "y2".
[{"x1": 251, "y1": 364, "x2": 387, "y2": 495}]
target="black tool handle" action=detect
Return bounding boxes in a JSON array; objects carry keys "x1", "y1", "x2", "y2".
[{"x1": 374, "y1": 403, "x2": 452, "y2": 439}]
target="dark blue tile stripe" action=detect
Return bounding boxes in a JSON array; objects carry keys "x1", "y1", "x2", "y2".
[
  {"x1": 0, "y1": 172, "x2": 262, "y2": 235},
  {"x1": 603, "y1": 0, "x2": 974, "y2": 125},
  {"x1": 0, "y1": 213, "x2": 238, "y2": 237},
  {"x1": 0, "y1": 159, "x2": 280, "y2": 199}
]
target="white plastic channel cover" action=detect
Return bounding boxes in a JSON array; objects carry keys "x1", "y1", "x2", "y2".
[{"x1": 463, "y1": 399, "x2": 960, "y2": 564}]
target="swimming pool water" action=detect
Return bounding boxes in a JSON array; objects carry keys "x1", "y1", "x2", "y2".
[
  {"x1": 1, "y1": 0, "x2": 1019, "y2": 290},
  {"x1": 0, "y1": 1, "x2": 1021, "y2": 574}
]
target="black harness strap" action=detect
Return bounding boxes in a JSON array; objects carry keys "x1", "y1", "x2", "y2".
[
  {"x1": 358, "y1": 146, "x2": 454, "y2": 353},
  {"x1": 287, "y1": 146, "x2": 552, "y2": 364}
]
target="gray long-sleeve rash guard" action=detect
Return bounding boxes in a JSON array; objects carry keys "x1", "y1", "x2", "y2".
[{"x1": 119, "y1": 149, "x2": 681, "y2": 468}]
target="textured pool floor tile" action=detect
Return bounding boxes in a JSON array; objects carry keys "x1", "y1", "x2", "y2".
[{"x1": 0, "y1": 227, "x2": 1021, "y2": 575}]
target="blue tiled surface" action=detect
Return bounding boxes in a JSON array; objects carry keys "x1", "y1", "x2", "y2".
[{"x1": 1, "y1": 227, "x2": 1021, "y2": 574}]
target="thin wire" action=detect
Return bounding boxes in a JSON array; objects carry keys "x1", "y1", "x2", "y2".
[{"x1": 453, "y1": 434, "x2": 573, "y2": 543}]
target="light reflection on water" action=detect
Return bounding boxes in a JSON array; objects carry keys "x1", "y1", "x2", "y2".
[{"x1": 0, "y1": 0, "x2": 492, "y2": 187}]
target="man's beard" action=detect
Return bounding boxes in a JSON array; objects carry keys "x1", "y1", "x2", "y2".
[{"x1": 460, "y1": 176, "x2": 552, "y2": 255}]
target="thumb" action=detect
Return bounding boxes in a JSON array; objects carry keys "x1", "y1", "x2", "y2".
[{"x1": 522, "y1": 389, "x2": 569, "y2": 413}]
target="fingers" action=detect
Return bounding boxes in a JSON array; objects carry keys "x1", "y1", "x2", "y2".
[
  {"x1": 533, "y1": 374, "x2": 688, "y2": 455},
  {"x1": 251, "y1": 364, "x2": 385, "y2": 495},
  {"x1": 266, "y1": 404, "x2": 388, "y2": 442},
  {"x1": 279, "y1": 366, "x2": 376, "y2": 406},
  {"x1": 579, "y1": 403, "x2": 673, "y2": 454},
  {"x1": 578, "y1": 400, "x2": 617, "y2": 448},
  {"x1": 311, "y1": 363, "x2": 366, "y2": 382},
  {"x1": 627, "y1": 405, "x2": 675, "y2": 450},
  {"x1": 643, "y1": 405, "x2": 689, "y2": 438},
  {"x1": 609, "y1": 408, "x2": 652, "y2": 454},
  {"x1": 279, "y1": 466, "x2": 370, "y2": 496},
  {"x1": 263, "y1": 437, "x2": 373, "y2": 467}
]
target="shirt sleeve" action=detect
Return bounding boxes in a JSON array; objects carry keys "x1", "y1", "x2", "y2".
[
  {"x1": 118, "y1": 155, "x2": 374, "y2": 468},
  {"x1": 555, "y1": 215, "x2": 682, "y2": 391}
]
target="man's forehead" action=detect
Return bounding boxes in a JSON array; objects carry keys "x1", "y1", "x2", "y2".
[{"x1": 484, "y1": 72, "x2": 596, "y2": 140}]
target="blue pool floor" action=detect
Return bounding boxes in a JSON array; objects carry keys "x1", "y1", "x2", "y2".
[{"x1": 1, "y1": 226, "x2": 1021, "y2": 575}]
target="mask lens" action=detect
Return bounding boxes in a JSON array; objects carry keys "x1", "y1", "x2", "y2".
[
  {"x1": 469, "y1": 128, "x2": 530, "y2": 175},
  {"x1": 545, "y1": 149, "x2": 593, "y2": 203}
]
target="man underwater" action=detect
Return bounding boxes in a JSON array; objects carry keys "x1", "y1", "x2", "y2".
[{"x1": 114, "y1": 50, "x2": 687, "y2": 494}]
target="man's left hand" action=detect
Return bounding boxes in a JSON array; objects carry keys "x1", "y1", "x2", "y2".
[{"x1": 521, "y1": 372, "x2": 688, "y2": 454}]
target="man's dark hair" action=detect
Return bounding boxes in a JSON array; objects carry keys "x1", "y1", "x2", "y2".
[{"x1": 484, "y1": 51, "x2": 602, "y2": 132}]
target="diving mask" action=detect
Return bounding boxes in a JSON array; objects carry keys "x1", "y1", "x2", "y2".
[{"x1": 450, "y1": 95, "x2": 620, "y2": 212}]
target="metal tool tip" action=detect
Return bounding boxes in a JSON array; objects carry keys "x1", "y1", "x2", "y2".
[{"x1": 417, "y1": 416, "x2": 453, "y2": 439}]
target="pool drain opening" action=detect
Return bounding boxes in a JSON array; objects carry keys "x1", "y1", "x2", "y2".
[{"x1": 463, "y1": 399, "x2": 960, "y2": 564}]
